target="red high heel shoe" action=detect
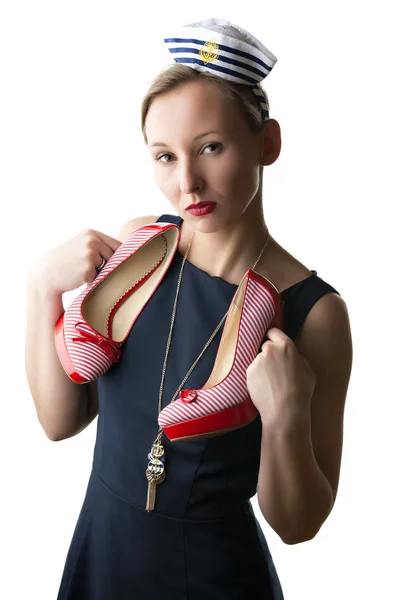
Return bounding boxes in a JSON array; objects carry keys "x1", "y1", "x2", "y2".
[
  {"x1": 158, "y1": 269, "x2": 284, "y2": 442},
  {"x1": 55, "y1": 222, "x2": 180, "y2": 383}
]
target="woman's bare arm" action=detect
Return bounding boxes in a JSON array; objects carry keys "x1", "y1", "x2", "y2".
[
  {"x1": 256, "y1": 293, "x2": 353, "y2": 543},
  {"x1": 25, "y1": 277, "x2": 97, "y2": 440},
  {"x1": 25, "y1": 214, "x2": 159, "y2": 441}
]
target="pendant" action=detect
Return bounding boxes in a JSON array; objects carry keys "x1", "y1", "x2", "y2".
[{"x1": 145, "y1": 442, "x2": 166, "y2": 512}]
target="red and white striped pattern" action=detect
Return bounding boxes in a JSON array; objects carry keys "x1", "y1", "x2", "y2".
[
  {"x1": 158, "y1": 269, "x2": 282, "y2": 429},
  {"x1": 58, "y1": 222, "x2": 178, "y2": 383}
]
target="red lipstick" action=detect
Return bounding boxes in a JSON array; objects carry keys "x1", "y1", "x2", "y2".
[{"x1": 186, "y1": 202, "x2": 216, "y2": 216}]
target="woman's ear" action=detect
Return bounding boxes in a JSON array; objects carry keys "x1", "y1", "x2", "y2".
[{"x1": 260, "y1": 118, "x2": 281, "y2": 166}]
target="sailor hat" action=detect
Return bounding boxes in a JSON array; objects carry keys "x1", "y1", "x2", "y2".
[{"x1": 164, "y1": 18, "x2": 277, "y2": 120}]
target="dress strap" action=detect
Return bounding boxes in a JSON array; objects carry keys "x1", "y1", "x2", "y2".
[
  {"x1": 283, "y1": 272, "x2": 340, "y2": 342},
  {"x1": 156, "y1": 214, "x2": 183, "y2": 226}
]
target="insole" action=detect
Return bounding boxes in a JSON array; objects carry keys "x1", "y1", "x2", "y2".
[
  {"x1": 83, "y1": 229, "x2": 178, "y2": 341},
  {"x1": 205, "y1": 280, "x2": 246, "y2": 388}
]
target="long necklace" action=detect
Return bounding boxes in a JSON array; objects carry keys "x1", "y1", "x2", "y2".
[{"x1": 145, "y1": 227, "x2": 271, "y2": 512}]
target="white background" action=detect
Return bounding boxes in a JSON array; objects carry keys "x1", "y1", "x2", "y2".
[{"x1": 1, "y1": 1, "x2": 399, "y2": 598}]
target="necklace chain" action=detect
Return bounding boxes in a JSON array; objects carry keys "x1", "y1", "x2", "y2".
[{"x1": 152, "y1": 227, "x2": 270, "y2": 446}]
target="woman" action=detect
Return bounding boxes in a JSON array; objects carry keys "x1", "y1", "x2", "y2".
[{"x1": 25, "y1": 18, "x2": 353, "y2": 599}]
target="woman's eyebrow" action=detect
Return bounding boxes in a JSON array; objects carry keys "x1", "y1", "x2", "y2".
[{"x1": 149, "y1": 131, "x2": 221, "y2": 148}]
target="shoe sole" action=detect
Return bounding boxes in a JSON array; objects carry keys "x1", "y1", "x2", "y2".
[{"x1": 163, "y1": 396, "x2": 258, "y2": 442}]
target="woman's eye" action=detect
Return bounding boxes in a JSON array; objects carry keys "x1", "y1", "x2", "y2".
[
  {"x1": 156, "y1": 153, "x2": 174, "y2": 163},
  {"x1": 203, "y1": 142, "x2": 221, "y2": 154}
]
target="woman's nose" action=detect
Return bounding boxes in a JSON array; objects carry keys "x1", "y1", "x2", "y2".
[{"x1": 179, "y1": 159, "x2": 204, "y2": 195}]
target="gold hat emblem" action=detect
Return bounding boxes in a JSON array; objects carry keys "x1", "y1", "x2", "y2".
[{"x1": 199, "y1": 39, "x2": 220, "y2": 65}]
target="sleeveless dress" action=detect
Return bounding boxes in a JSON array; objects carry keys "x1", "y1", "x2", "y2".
[{"x1": 57, "y1": 214, "x2": 340, "y2": 600}]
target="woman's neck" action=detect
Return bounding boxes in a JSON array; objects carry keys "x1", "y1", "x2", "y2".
[{"x1": 178, "y1": 198, "x2": 272, "y2": 285}]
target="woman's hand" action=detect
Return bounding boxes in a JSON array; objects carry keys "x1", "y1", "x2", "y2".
[
  {"x1": 246, "y1": 327, "x2": 317, "y2": 428},
  {"x1": 30, "y1": 229, "x2": 122, "y2": 296}
]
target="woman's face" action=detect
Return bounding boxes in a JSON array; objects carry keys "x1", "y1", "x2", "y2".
[{"x1": 145, "y1": 79, "x2": 265, "y2": 232}]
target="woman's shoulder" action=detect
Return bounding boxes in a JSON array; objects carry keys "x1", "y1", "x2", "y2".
[
  {"x1": 259, "y1": 236, "x2": 315, "y2": 294},
  {"x1": 264, "y1": 237, "x2": 343, "y2": 342}
]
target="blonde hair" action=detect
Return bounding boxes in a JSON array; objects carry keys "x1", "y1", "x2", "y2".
[{"x1": 141, "y1": 64, "x2": 270, "y2": 143}]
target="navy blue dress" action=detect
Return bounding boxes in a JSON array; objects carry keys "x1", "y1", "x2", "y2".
[{"x1": 57, "y1": 214, "x2": 340, "y2": 599}]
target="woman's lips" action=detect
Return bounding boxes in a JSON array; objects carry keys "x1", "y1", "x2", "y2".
[{"x1": 186, "y1": 202, "x2": 216, "y2": 216}]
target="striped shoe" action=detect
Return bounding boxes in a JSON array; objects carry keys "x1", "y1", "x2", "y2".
[
  {"x1": 158, "y1": 269, "x2": 284, "y2": 442},
  {"x1": 55, "y1": 222, "x2": 180, "y2": 384}
]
